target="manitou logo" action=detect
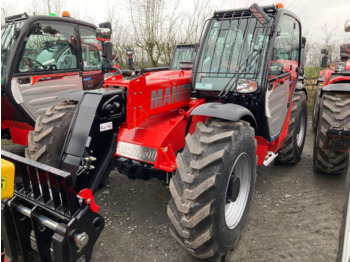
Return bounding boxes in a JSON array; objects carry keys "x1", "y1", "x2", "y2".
[{"x1": 151, "y1": 84, "x2": 190, "y2": 109}]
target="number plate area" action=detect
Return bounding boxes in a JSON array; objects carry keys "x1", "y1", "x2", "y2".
[
  {"x1": 324, "y1": 129, "x2": 350, "y2": 153},
  {"x1": 116, "y1": 141, "x2": 158, "y2": 163}
]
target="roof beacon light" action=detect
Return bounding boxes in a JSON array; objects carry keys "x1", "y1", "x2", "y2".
[
  {"x1": 62, "y1": 11, "x2": 70, "y2": 17},
  {"x1": 49, "y1": 13, "x2": 57, "y2": 16},
  {"x1": 275, "y1": 3, "x2": 284, "y2": 9}
]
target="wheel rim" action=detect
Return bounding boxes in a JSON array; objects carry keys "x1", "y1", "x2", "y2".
[
  {"x1": 225, "y1": 153, "x2": 251, "y2": 229},
  {"x1": 296, "y1": 110, "x2": 306, "y2": 147}
]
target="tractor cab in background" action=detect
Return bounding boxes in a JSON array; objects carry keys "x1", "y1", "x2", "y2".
[
  {"x1": 1, "y1": 12, "x2": 111, "y2": 145},
  {"x1": 169, "y1": 43, "x2": 196, "y2": 70}
]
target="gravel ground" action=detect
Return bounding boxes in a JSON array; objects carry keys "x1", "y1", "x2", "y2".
[{"x1": 2, "y1": 120, "x2": 346, "y2": 261}]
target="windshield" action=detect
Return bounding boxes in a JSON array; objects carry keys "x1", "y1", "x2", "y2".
[
  {"x1": 170, "y1": 46, "x2": 196, "y2": 70},
  {"x1": 194, "y1": 16, "x2": 270, "y2": 92},
  {"x1": 17, "y1": 22, "x2": 77, "y2": 72},
  {"x1": 1, "y1": 21, "x2": 24, "y2": 85}
]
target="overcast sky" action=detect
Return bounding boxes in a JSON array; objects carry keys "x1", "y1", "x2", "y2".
[
  {"x1": 206, "y1": 0, "x2": 350, "y2": 43},
  {"x1": 2, "y1": 0, "x2": 350, "y2": 43}
]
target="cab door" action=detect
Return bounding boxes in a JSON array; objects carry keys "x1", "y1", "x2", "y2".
[
  {"x1": 79, "y1": 25, "x2": 104, "y2": 90},
  {"x1": 11, "y1": 21, "x2": 82, "y2": 121},
  {"x1": 265, "y1": 14, "x2": 300, "y2": 140}
]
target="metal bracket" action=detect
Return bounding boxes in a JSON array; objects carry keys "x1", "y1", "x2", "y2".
[{"x1": 78, "y1": 189, "x2": 100, "y2": 213}]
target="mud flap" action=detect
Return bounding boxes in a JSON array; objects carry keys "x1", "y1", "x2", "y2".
[
  {"x1": 1, "y1": 150, "x2": 104, "y2": 262},
  {"x1": 324, "y1": 129, "x2": 350, "y2": 153}
]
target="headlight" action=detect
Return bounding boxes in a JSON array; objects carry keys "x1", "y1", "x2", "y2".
[
  {"x1": 236, "y1": 79, "x2": 257, "y2": 93},
  {"x1": 335, "y1": 62, "x2": 346, "y2": 72}
]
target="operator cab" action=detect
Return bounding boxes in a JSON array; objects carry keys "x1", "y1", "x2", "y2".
[
  {"x1": 191, "y1": 4, "x2": 302, "y2": 141},
  {"x1": 1, "y1": 12, "x2": 109, "y2": 145}
]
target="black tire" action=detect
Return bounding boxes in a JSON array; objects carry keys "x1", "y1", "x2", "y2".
[
  {"x1": 275, "y1": 91, "x2": 307, "y2": 164},
  {"x1": 313, "y1": 93, "x2": 350, "y2": 174},
  {"x1": 312, "y1": 85, "x2": 321, "y2": 133},
  {"x1": 337, "y1": 162, "x2": 350, "y2": 262},
  {"x1": 25, "y1": 100, "x2": 77, "y2": 166},
  {"x1": 167, "y1": 119, "x2": 257, "y2": 261}
]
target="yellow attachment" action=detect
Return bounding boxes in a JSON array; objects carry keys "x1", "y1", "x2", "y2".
[{"x1": 1, "y1": 159, "x2": 15, "y2": 200}]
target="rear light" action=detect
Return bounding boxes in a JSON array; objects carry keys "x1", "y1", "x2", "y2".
[{"x1": 237, "y1": 79, "x2": 257, "y2": 93}]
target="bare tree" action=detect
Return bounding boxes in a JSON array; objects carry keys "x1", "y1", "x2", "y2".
[
  {"x1": 28, "y1": 0, "x2": 68, "y2": 15},
  {"x1": 125, "y1": 0, "x2": 180, "y2": 67}
]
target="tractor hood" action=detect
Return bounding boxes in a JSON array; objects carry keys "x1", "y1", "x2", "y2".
[
  {"x1": 104, "y1": 69, "x2": 192, "y2": 129},
  {"x1": 104, "y1": 69, "x2": 206, "y2": 172}
]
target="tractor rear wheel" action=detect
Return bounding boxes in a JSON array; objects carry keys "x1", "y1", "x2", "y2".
[
  {"x1": 25, "y1": 100, "x2": 77, "y2": 166},
  {"x1": 313, "y1": 93, "x2": 350, "y2": 174},
  {"x1": 275, "y1": 91, "x2": 307, "y2": 164},
  {"x1": 167, "y1": 119, "x2": 257, "y2": 261}
]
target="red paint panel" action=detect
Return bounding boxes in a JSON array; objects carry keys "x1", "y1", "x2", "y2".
[
  {"x1": 105, "y1": 70, "x2": 192, "y2": 129},
  {"x1": 5, "y1": 121, "x2": 34, "y2": 146},
  {"x1": 10, "y1": 126, "x2": 31, "y2": 146},
  {"x1": 329, "y1": 76, "x2": 350, "y2": 85},
  {"x1": 1, "y1": 120, "x2": 9, "y2": 129},
  {"x1": 115, "y1": 98, "x2": 205, "y2": 172},
  {"x1": 255, "y1": 136, "x2": 269, "y2": 165}
]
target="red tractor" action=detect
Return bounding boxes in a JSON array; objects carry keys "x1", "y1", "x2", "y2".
[
  {"x1": 1, "y1": 11, "x2": 117, "y2": 146},
  {"x1": 312, "y1": 20, "x2": 350, "y2": 174},
  {"x1": 1, "y1": 10, "x2": 195, "y2": 148},
  {"x1": 2, "y1": 3, "x2": 307, "y2": 261}
]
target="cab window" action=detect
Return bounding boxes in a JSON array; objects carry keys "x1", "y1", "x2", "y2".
[
  {"x1": 17, "y1": 22, "x2": 78, "y2": 72},
  {"x1": 270, "y1": 15, "x2": 300, "y2": 76},
  {"x1": 80, "y1": 26, "x2": 103, "y2": 71}
]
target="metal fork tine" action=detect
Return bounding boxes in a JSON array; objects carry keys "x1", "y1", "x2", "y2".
[{"x1": 27, "y1": 165, "x2": 40, "y2": 199}]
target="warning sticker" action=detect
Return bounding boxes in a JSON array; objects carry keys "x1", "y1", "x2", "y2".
[
  {"x1": 1, "y1": 177, "x2": 7, "y2": 190},
  {"x1": 100, "y1": 121, "x2": 113, "y2": 132}
]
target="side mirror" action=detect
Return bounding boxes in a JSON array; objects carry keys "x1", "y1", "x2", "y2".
[
  {"x1": 321, "y1": 49, "x2": 328, "y2": 55},
  {"x1": 340, "y1": 44, "x2": 350, "y2": 61},
  {"x1": 102, "y1": 42, "x2": 113, "y2": 70},
  {"x1": 126, "y1": 49, "x2": 134, "y2": 70},
  {"x1": 345, "y1": 20, "x2": 350, "y2": 32},
  {"x1": 1, "y1": 8, "x2": 6, "y2": 29},
  {"x1": 301, "y1": 37, "x2": 306, "y2": 48},
  {"x1": 321, "y1": 55, "x2": 328, "y2": 68},
  {"x1": 99, "y1": 22, "x2": 112, "y2": 35},
  {"x1": 250, "y1": 3, "x2": 270, "y2": 25},
  {"x1": 179, "y1": 61, "x2": 193, "y2": 70},
  {"x1": 96, "y1": 28, "x2": 111, "y2": 42}
]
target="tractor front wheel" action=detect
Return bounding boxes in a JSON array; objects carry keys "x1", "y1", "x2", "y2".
[
  {"x1": 25, "y1": 100, "x2": 77, "y2": 166},
  {"x1": 167, "y1": 119, "x2": 257, "y2": 261}
]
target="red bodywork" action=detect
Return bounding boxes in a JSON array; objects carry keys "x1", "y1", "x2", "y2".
[
  {"x1": 320, "y1": 60, "x2": 350, "y2": 85},
  {"x1": 105, "y1": 69, "x2": 294, "y2": 171}
]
